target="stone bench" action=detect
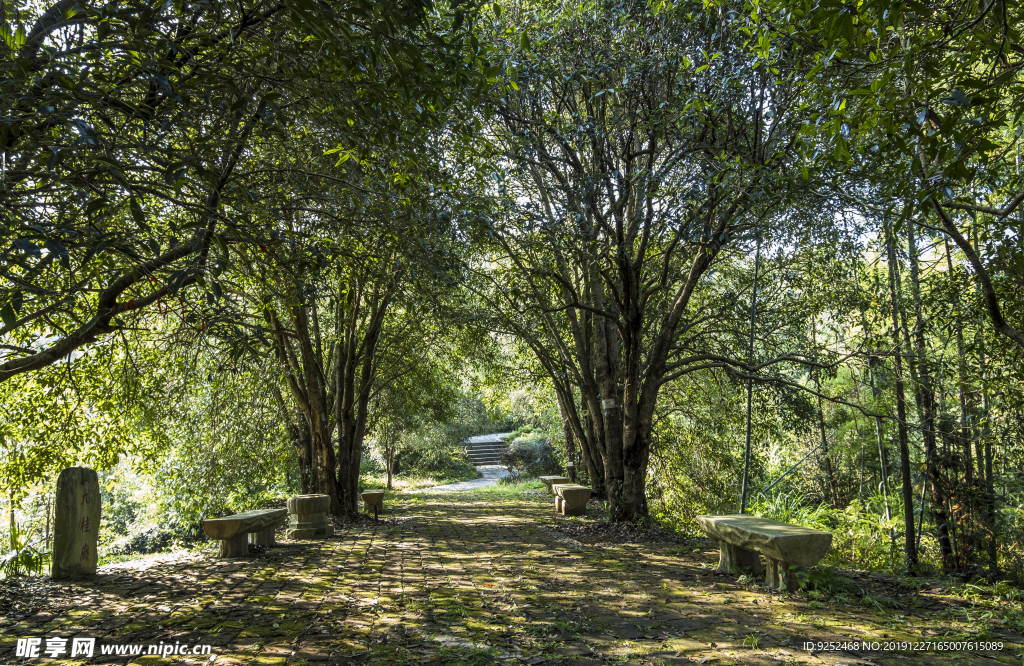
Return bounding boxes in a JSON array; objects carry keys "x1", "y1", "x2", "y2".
[
  {"x1": 696, "y1": 514, "x2": 832, "y2": 591},
  {"x1": 203, "y1": 508, "x2": 288, "y2": 558},
  {"x1": 539, "y1": 476, "x2": 571, "y2": 494},
  {"x1": 552, "y1": 484, "x2": 591, "y2": 516}
]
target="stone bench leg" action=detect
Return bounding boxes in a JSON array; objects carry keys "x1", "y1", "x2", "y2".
[
  {"x1": 249, "y1": 526, "x2": 277, "y2": 549},
  {"x1": 562, "y1": 501, "x2": 586, "y2": 517},
  {"x1": 554, "y1": 496, "x2": 563, "y2": 513},
  {"x1": 765, "y1": 558, "x2": 802, "y2": 591},
  {"x1": 716, "y1": 542, "x2": 763, "y2": 576},
  {"x1": 363, "y1": 499, "x2": 383, "y2": 513},
  {"x1": 218, "y1": 534, "x2": 249, "y2": 558}
]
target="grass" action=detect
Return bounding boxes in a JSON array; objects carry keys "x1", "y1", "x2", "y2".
[
  {"x1": 473, "y1": 478, "x2": 545, "y2": 495},
  {"x1": 360, "y1": 469, "x2": 481, "y2": 491}
]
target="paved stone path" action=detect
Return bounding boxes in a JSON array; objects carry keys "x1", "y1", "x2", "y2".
[
  {"x1": 1, "y1": 488, "x2": 1020, "y2": 666},
  {"x1": 419, "y1": 465, "x2": 510, "y2": 493}
]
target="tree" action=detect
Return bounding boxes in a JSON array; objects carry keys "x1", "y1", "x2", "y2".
[
  {"x1": 0, "y1": 0, "x2": 478, "y2": 382},
  {"x1": 464, "y1": 0, "x2": 841, "y2": 521},
  {"x1": 756, "y1": 0, "x2": 1024, "y2": 348}
]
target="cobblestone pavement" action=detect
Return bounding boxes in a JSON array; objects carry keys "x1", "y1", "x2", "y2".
[{"x1": 1, "y1": 488, "x2": 1021, "y2": 666}]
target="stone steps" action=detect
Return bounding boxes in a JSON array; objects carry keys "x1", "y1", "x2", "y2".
[{"x1": 464, "y1": 443, "x2": 506, "y2": 466}]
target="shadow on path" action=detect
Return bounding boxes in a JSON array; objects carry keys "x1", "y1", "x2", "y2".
[{"x1": 0, "y1": 489, "x2": 1018, "y2": 666}]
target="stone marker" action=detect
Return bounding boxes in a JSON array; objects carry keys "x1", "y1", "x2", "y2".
[
  {"x1": 552, "y1": 484, "x2": 592, "y2": 516},
  {"x1": 539, "y1": 476, "x2": 571, "y2": 494},
  {"x1": 286, "y1": 494, "x2": 333, "y2": 539},
  {"x1": 361, "y1": 491, "x2": 384, "y2": 515},
  {"x1": 203, "y1": 509, "x2": 288, "y2": 557},
  {"x1": 696, "y1": 514, "x2": 832, "y2": 591},
  {"x1": 52, "y1": 466, "x2": 101, "y2": 580}
]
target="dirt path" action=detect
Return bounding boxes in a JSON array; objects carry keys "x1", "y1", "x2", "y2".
[
  {"x1": 1, "y1": 487, "x2": 1020, "y2": 665},
  {"x1": 418, "y1": 465, "x2": 510, "y2": 493}
]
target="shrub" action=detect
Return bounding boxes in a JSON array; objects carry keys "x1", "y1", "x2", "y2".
[
  {"x1": 501, "y1": 438, "x2": 560, "y2": 481},
  {"x1": 1, "y1": 523, "x2": 48, "y2": 579},
  {"x1": 399, "y1": 435, "x2": 477, "y2": 480}
]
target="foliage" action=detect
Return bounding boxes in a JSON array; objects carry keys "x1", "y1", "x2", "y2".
[
  {"x1": 1, "y1": 522, "x2": 47, "y2": 579},
  {"x1": 500, "y1": 437, "x2": 560, "y2": 482},
  {"x1": 395, "y1": 397, "x2": 504, "y2": 481}
]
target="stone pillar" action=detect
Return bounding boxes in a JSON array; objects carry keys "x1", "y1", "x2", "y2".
[
  {"x1": 716, "y1": 542, "x2": 763, "y2": 576},
  {"x1": 52, "y1": 467, "x2": 101, "y2": 580},
  {"x1": 286, "y1": 494, "x2": 333, "y2": 539}
]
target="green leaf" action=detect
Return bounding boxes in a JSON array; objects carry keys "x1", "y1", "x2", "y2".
[
  {"x1": 214, "y1": 234, "x2": 229, "y2": 259},
  {"x1": 0, "y1": 303, "x2": 16, "y2": 330},
  {"x1": 942, "y1": 89, "x2": 970, "y2": 107},
  {"x1": 130, "y1": 198, "x2": 145, "y2": 225}
]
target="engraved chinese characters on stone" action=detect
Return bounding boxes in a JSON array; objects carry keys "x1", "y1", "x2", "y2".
[{"x1": 52, "y1": 466, "x2": 101, "y2": 579}]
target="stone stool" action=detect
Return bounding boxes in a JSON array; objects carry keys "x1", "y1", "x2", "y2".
[
  {"x1": 362, "y1": 491, "x2": 384, "y2": 516},
  {"x1": 552, "y1": 484, "x2": 592, "y2": 516},
  {"x1": 286, "y1": 494, "x2": 334, "y2": 539}
]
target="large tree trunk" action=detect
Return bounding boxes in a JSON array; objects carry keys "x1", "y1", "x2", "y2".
[
  {"x1": 335, "y1": 285, "x2": 393, "y2": 515},
  {"x1": 292, "y1": 302, "x2": 343, "y2": 515},
  {"x1": 271, "y1": 385, "x2": 314, "y2": 495}
]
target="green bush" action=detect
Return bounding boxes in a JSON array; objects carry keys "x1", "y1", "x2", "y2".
[
  {"x1": 501, "y1": 438, "x2": 560, "y2": 481},
  {"x1": 400, "y1": 437, "x2": 477, "y2": 480},
  {"x1": 1, "y1": 523, "x2": 48, "y2": 579},
  {"x1": 750, "y1": 489, "x2": 917, "y2": 574}
]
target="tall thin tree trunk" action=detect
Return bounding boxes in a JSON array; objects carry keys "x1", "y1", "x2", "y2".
[
  {"x1": 970, "y1": 215, "x2": 999, "y2": 572},
  {"x1": 944, "y1": 237, "x2": 976, "y2": 568},
  {"x1": 944, "y1": 239, "x2": 974, "y2": 485},
  {"x1": 740, "y1": 235, "x2": 762, "y2": 513},
  {"x1": 859, "y1": 292, "x2": 892, "y2": 520},
  {"x1": 908, "y1": 225, "x2": 953, "y2": 570},
  {"x1": 885, "y1": 222, "x2": 918, "y2": 574},
  {"x1": 811, "y1": 319, "x2": 838, "y2": 507}
]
